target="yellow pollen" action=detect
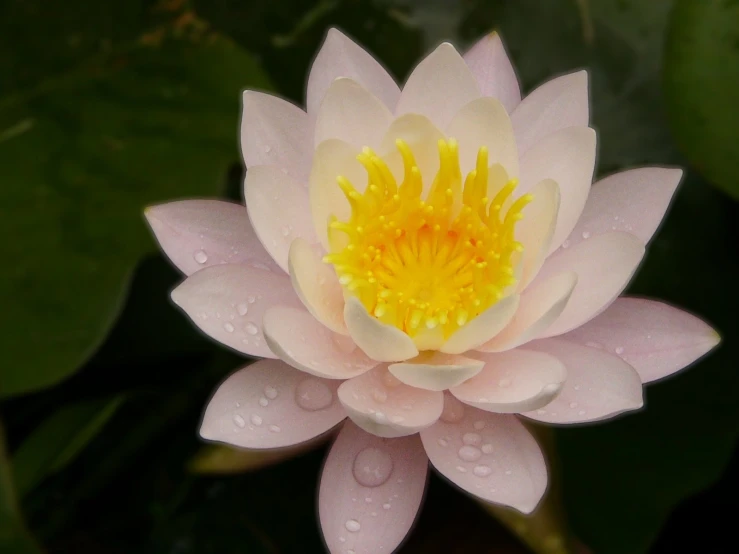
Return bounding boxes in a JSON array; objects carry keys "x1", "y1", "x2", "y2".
[{"x1": 324, "y1": 139, "x2": 533, "y2": 338}]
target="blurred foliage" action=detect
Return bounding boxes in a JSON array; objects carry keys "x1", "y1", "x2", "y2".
[{"x1": 0, "y1": 0, "x2": 737, "y2": 553}]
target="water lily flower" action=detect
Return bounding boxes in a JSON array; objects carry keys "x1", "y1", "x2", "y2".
[{"x1": 145, "y1": 29, "x2": 720, "y2": 554}]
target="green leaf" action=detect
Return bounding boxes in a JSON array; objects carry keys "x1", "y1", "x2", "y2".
[
  {"x1": 12, "y1": 396, "x2": 126, "y2": 496},
  {"x1": 0, "y1": 1, "x2": 271, "y2": 398},
  {"x1": 663, "y1": 0, "x2": 739, "y2": 199}
]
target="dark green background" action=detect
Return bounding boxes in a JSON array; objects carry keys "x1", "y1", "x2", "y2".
[{"x1": 1, "y1": 1, "x2": 737, "y2": 553}]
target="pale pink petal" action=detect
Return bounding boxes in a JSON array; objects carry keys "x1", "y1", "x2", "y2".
[
  {"x1": 319, "y1": 422, "x2": 427, "y2": 554},
  {"x1": 563, "y1": 167, "x2": 682, "y2": 250},
  {"x1": 451, "y1": 349, "x2": 566, "y2": 413},
  {"x1": 314, "y1": 78, "x2": 393, "y2": 150},
  {"x1": 344, "y1": 297, "x2": 419, "y2": 362},
  {"x1": 480, "y1": 272, "x2": 577, "y2": 353},
  {"x1": 145, "y1": 200, "x2": 278, "y2": 276},
  {"x1": 241, "y1": 91, "x2": 311, "y2": 181},
  {"x1": 440, "y1": 295, "x2": 520, "y2": 355},
  {"x1": 396, "y1": 43, "x2": 481, "y2": 130},
  {"x1": 522, "y1": 338, "x2": 643, "y2": 424},
  {"x1": 511, "y1": 71, "x2": 589, "y2": 156},
  {"x1": 463, "y1": 32, "x2": 521, "y2": 113},
  {"x1": 338, "y1": 365, "x2": 443, "y2": 438},
  {"x1": 446, "y1": 96, "x2": 519, "y2": 177},
  {"x1": 289, "y1": 238, "x2": 348, "y2": 335},
  {"x1": 244, "y1": 165, "x2": 317, "y2": 272},
  {"x1": 420, "y1": 403, "x2": 547, "y2": 513},
  {"x1": 518, "y1": 127, "x2": 596, "y2": 254},
  {"x1": 515, "y1": 179, "x2": 560, "y2": 289},
  {"x1": 171, "y1": 264, "x2": 302, "y2": 358},
  {"x1": 536, "y1": 232, "x2": 645, "y2": 338},
  {"x1": 263, "y1": 305, "x2": 378, "y2": 379},
  {"x1": 307, "y1": 28, "x2": 401, "y2": 115},
  {"x1": 388, "y1": 352, "x2": 484, "y2": 391},
  {"x1": 310, "y1": 139, "x2": 368, "y2": 250},
  {"x1": 562, "y1": 298, "x2": 720, "y2": 383},
  {"x1": 200, "y1": 360, "x2": 346, "y2": 448}
]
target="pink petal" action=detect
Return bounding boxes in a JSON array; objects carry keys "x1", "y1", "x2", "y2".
[
  {"x1": 244, "y1": 165, "x2": 317, "y2": 272},
  {"x1": 396, "y1": 43, "x2": 481, "y2": 130},
  {"x1": 241, "y1": 91, "x2": 311, "y2": 182},
  {"x1": 511, "y1": 71, "x2": 589, "y2": 156},
  {"x1": 145, "y1": 200, "x2": 278, "y2": 276},
  {"x1": 307, "y1": 28, "x2": 401, "y2": 115},
  {"x1": 263, "y1": 305, "x2": 378, "y2": 379},
  {"x1": 344, "y1": 297, "x2": 419, "y2": 362},
  {"x1": 314, "y1": 78, "x2": 393, "y2": 150},
  {"x1": 562, "y1": 167, "x2": 682, "y2": 250},
  {"x1": 451, "y1": 349, "x2": 566, "y2": 413},
  {"x1": 171, "y1": 263, "x2": 302, "y2": 358},
  {"x1": 562, "y1": 297, "x2": 720, "y2": 383},
  {"x1": 519, "y1": 126, "x2": 596, "y2": 254},
  {"x1": 388, "y1": 352, "x2": 485, "y2": 391},
  {"x1": 536, "y1": 232, "x2": 645, "y2": 338},
  {"x1": 420, "y1": 401, "x2": 547, "y2": 514},
  {"x1": 319, "y1": 422, "x2": 428, "y2": 554},
  {"x1": 200, "y1": 359, "x2": 346, "y2": 448},
  {"x1": 463, "y1": 32, "x2": 521, "y2": 113},
  {"x1": 440, "y1": 295, "x2": 520, "y2": 355},
  {"x1": 521, "y1": 338, "x2": 643, "y2": 424},
  {"x1": 338, "y1": 365, "x2": 443, "y2": 438}
]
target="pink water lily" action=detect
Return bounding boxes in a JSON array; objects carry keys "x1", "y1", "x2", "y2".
[{"x1": 145, "y1": 29, "x2": 720, "y2": 554}]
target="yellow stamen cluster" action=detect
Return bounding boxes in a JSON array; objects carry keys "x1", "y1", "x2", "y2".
[{"x1": 324, "y1": 138, "x2": 532, "y2": 338}]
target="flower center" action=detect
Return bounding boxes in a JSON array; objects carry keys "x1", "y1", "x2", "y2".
[{"x1": 324, "y1": 138, "x2": 532, "y2": 339}]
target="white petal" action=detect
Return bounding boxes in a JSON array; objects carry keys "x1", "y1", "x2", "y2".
[
  {"x1": 241, "y1": 91, "x2": 311, "y2": 181},
  {"x1": 451, "y1": 349, "x2": 566, "y2": 413},
  {"x1": 463, "y1": 32, "x2": 521, "y2": 112},
  {"x1": 244, "y1": 165, "x2": 317, "y2": 272},
  {"x1": 388, "y1": 352, "x2": 484, "y2": 391},
  {"x1": 263, "y1": 305, "x2": 377, "y2": 379},
  {"x1": 344, "y1": 297, "x2": 419, "y2": 362},
  {"x1": 396, "y1": 42, "x2": 480, "y2": 130},
  {"x1": 515, "y1": 179, "x2": 560, "y2": 289},
  {"x1": 441, "y1": 295, "x2": 520, "y2": 355},
  {"x1": 288, "y1": 238, "x2": 348, "y2": 335},
  {"x1": 307, "y1": 28, "x2": 400, "y2": 114},
  {"x1": 338, "y1": 366, "x2": 443, "y2": 438},
  {"x1": 512, "y1": 71, "x2": 589, "y2": 156},
  {"x1": 536, "y1": 232, "x2": 645, "y2": 338}
]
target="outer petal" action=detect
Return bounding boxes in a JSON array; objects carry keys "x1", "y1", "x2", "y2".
[
  {"x1": 241, "y1": 91, "x2": 311, "y2": 181},
  {"x1": 420, "y1": 405, "x2": 547, "y2": 513},
  {"x1": 463, "y1": 32, "x2": 521, "y2": 113},
  {"x1": 289, "y1": 238, "x2": 348, "y2": 335},
  {"x1": 515, "y1": 179, "x2": 560, "y2": 289},
  {"x1": 263, "y1": 305, "x2": 378, "y2": 379},
  {"x1": 338, "y1": 365, "x2": 443, "y2": 438},
  {"x1": 536, "y1": 232, "x2": 645, "y2": 338},
  {"x1": 396, "y1": 43, "x2": 481, "y2": 130},
  {"x1": 145, "y1": 200, "x2": 278, "y2": 276},
  {"x1": 562, "y1": 298, "x2": 720, "y2": 383},
  {"x1": 344, "y1": 297, "x2": 419, "y2": 362},
  {"x1": 479, "y1": 272, "x2": 578, "y2": 352},
  {"x1": 522, "y1": 338, "x2": 643, "y2": 424},
  {"x1": 319, "y1": 422, "x2": 428, "y2": 554},
  {"x1": 314, "y1": 78, "x2": 393, "y2": 150},
  {"x1": 200, "y1": 360, "x2": 346, "y2": 448},
  {"x1": 244, "y1": 165, "x2": 317, "y2": 272},
  {"x1": 440, "y1": 295, "x2": 520, "y2": 355},
  {"x1": 511, "y1": 71, "x2": 589, "y2": 156},
  {"x1": 446, "y1": 96, "x2": 519, "y2": 177},
  {"x1": 171, "y1": 264, "x2": 302, "y2": 358},
  {"x1": 307, "y1": 28, "x2": 401, "y2": 115},
  {"x1": 563, "y1": 167, "x2": 682, "y2": 250},
  {"x1": 518, "y1": 127, "x2": 596, "y2": 254},
  {"x1": 388, "y1": 352, "x2": 484, "y2": 392},
  {"x1": 451, "y1": 349, "x2": 566, "y2": 413}
]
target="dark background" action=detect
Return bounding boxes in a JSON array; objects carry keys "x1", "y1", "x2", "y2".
[{"x1": 1, "y1": 1, "x2": 738, "y2": 553}]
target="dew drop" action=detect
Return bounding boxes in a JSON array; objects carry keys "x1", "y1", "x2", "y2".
[
  {"x1": 194, "y1": 250, "x2": 208, "y2": 264},
  {"x1": 295, "y1": 379, "x2": 333, "y2": 411},
  {"x1": 258, "y1": 397, "x2": 269, "y2": 407},
  {"x1": 233, "y1": 414, "x2": 245, "y2": 428},
  {"x1": 505, "y1": 469, "x2": 512, "y2": 475},
  {"x1": 437, "y1": 438, "x2": 448, "y2": 447},
  {"x1": 458, "y1": 445, "x2": 482, "y2": 462},
  {"x1": 473, "y1": 465, "x2": 492, "y2": 477},
  {"x1": 585, "y1": 341, "x2": 603, "y2": 349},
  {"x1": 247, "y1": 295, "x2": 257, "y2": 304},
  {"x1": 561, "y1": 240, "x2": 570, "y2": 249},
  {"x1": 372, "y1": 389, "x2": 388, "y2": 403},
  {"x1": 250, "y1": 414, "x2": 263, "y2": 426},
  {"x1": 578, "y1": 410, "x2": 586, "y2": 416},
  {"x1": 268, "y1": 425, "x2": 281, "y2": 433},
  {"x1": 481, "y1": 444, "x2": 494, "y2": 454},
  {"x1": 223, "y1": 322, "x2": 235, "y2": 333},
  {"x1": 462, "y1": 432, "x2": 482, "y2": 446},
  {"x1": 281, "y1": 225, "x2": 291, "y2": 237},
  {"x1": 383, "y1": 503, "x2": 391, "y2": 510},
  {"x1": 569, "y1": 402, "x2": 578, "y2": 409},
  {"x1": 582, "y1": 231, "x2": 591, "y2": 239},
  {"x1": 353, "y1": 447, "x2": 393, "y2": 487},
  {"x1": 498, "y1": 378, "x2": 512, "y2": 388},
  {"x1": 440, "y1": 396, "x2": 465, "y2": 423},
  {"x1": 615, "y1": 346, "x2": 625, "y2": 355},
  {"x1": 245, "y1": 322, "x2": 259, "y2": 335},
  {"x1": 264, "y1": 145, "x2": 272, "y2": 153},
  {"x1": 264, "y1": 386, "x2": 278, "y2": 399},
  {"x1": 456, "y1": 465, "x2": 467, "y2": 473},
  {"x1": 345, "y1": 519, "x2": 361, "y2": 533},
  {"x1": 236, "y1": 303, "x2": 249, "y2": 316},
  {"x1": 473, "y1": 420, "x2": 485, "y2": 430}
]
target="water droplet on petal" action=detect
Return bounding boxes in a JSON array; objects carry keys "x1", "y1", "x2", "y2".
[
  {"x1": 264, "y1": 145, "x2": 272, "y2": 153},
  {"x1": 505, "y1": 469, "x2": 513, "y2": 475},
  {"x1": 383, "y1": 503, "x2": 391, "y2": 510},
  {"x1": 561, "y1": 240, "x2": 570, "y2": 249},
  {"x1": 268, "y1": 425, "x2": 281, "y2": 433},
  {"x1": 264, "y1": 386, "x2": 278, "y2": 400},
  {"x1": 456, "y1": 465, "x2": 467, "y2": 473},
  {"x1": 245, "y1": 322, "x2": 259, "y2": 335},
  {"x1": 473, "y1": 465, "x2": 492, "y2": 477},
  {"x1": 615, "y1": 346, "x2": 625, "y2": 355},
  {"x1": 194, "y1": 250, "x2": 208, "y2": 264},
  {"x1": 237, "y1": 303, "x2": 249, "y2": 316},
  {"x1": 473, "y1": 420, "x2": 485, "y2": 430},
  {"x1": 281, "y1": 226, "x2": 291, "y2": 237},
  {"x1": 372, "y1": 389, "x2": 388, "y2": 403},
  {"x1": 345, "y1": 519, "x2": 361, "y2": 533},
  {"x1": 462, "y1": 432, "x2": 482, "y2": 446},
  {"x1": 582, "y1": 231, "x2": 590, "y2": 239},
  {"x1": 233, "y1": 414, "x2": 246, "y2": 428},
  {"x1": 295, "y1": 379, "x2": 333, "y2": 411},
  {"x1": 481, "y1": 444, "x2": 494, "y2": 454},
  {"x1": 250, "y1": 414, "x2": 263, "y2": 426},
  {"x1": 569, "y1": 402, "x2": 578, "y2": 409},
  {"x1": 438, "y1": 438, "x2": 448, "y2": 447},
  {"x1": 458, "y1": 445, "x2": 482, "y2": 462},
  {"x1": 498, "y1": 378, "x2": 511, "y2": 388},
  {"x1": 258, "y1": 397, "x2": 269, "y2": 407},
  {"x1": 223, "y1": 322, "x2": 235, "y2": 333},
  {"x1": 353, "y1": 446, "x2": 393, "y2": 487},
  {"x1": 247, "y1": 295, "x2": 257, "y2": 304}
]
